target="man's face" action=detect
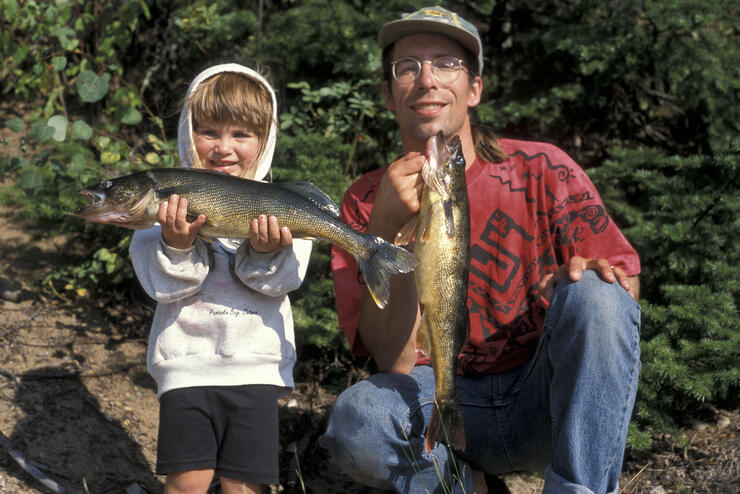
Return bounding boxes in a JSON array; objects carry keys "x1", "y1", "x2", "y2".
[{"x1": 383, "y1": 33, "x2": 482, "y2": 151}]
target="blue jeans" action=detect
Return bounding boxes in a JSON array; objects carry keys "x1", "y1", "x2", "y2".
[{"x1": 319, "y1": 271, "x2": 642, "y2": 494}]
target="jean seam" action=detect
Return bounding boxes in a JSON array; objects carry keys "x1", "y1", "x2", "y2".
[
  {"x1": 601, "y1": 315, "x2": 641, "y2": 491},
  {"x1": 491, "y1": 374, "x2": 517, "y2": 471}
]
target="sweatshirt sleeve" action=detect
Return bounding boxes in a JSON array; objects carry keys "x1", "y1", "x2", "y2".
[
  {"x1": 129, "y1": 227, "x2": 210, "y2": 303},
  {"x1": 234, "y1": 237, "x2": 313, "y2": 297}
]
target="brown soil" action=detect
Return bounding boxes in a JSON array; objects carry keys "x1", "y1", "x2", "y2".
[{"x1": 0, "y1": 122, "x2": 737, "y2": 494}]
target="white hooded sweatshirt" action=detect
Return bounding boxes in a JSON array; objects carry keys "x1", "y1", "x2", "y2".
[{"x1": 129, "y1": 64, "x2": 312, "y2": 398}]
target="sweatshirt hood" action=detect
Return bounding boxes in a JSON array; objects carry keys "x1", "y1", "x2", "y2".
[{"x1": 177, "y1": 63, "x2": 278, "y2": 182}]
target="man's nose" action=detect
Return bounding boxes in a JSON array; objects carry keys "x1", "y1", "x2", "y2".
[{"x1": 417, "y1": 61, "x2": 437, "y2": 89}]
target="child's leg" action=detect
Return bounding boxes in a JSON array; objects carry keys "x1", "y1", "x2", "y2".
[
  {"x1": 220, "y1": 477, "x2": 264, "y2": 494},
  {"x1": 164, "y1": 468, "x2": 214, "y2": 493}
]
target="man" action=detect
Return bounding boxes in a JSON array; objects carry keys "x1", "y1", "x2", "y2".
[{"x1": 320, "y1": 6, "x2": 642, "y2": 494}]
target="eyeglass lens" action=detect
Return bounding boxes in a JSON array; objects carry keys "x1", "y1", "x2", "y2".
[{"x1": 393, "y1": 57, "x2": 465, "y2": 84}]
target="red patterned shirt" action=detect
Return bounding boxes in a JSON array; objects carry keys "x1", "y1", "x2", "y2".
[{"x1": 331, "y1": 139, "x2": 641, "y2": 375}]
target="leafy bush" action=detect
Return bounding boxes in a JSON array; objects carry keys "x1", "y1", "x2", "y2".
[{"x1": 590, "y1": 148, "x2": 739, "y2": 446}]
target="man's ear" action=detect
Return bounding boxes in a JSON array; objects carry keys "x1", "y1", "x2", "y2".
[
  {"x1": 467, "y1": 75, "x2": 483, "y2": 108},
  {"x1": 382, "y1": 81, "x2": 395, "y2": 111}
]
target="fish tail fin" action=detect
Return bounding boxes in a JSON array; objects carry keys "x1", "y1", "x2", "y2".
[
  {"x1": 425, "y1": 398, "x2": 466, "y2": 452},
  {"x1": 358, "y1": 238, "x2": 419, "y2": 308}
]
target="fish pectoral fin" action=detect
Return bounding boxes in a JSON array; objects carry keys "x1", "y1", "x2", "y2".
[
  {"x1": 417, "y1": 209, "x2": 432, "y2": 243},
  {"x1": 443, "y1": 199, "x2": 455, "y2": 237},
  {"x1": 414, "y1": 315, "x2": 432, "y2": 357},
  {"x1": 395, "y1": 216, "x2": 418, "y2": 246},
  {"x1": 197, "y1": 233, "x2": 215, "y2": 243},
  {"x1": 188, "y1": 215, "x2": 219, "y2": 230}
]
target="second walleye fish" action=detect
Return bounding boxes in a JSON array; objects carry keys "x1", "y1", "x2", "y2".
[
  {"x1": 396, "y1": 131, "x2": 470, "y2": 452},
  {"x1": 75, "y1": 168, "x2": 418, "y2": 308}
]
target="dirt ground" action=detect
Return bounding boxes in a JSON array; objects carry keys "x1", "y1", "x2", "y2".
[{"x1": 0, "y1": 120, "x2": 737, "y2": 493}]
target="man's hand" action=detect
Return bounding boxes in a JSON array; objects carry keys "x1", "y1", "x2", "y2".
[
  {"x1": 368, "y1": 152, "x2": 426, "y2": 241},
  {"x1": 250, "y1": 214, "x2": 292, "y2": 253},
  {"x1": 537, "y1": 256, "x2": 638, "y2": 302},
  {"x1": 159, "y1": 194, "x2": 206, "y2": 250}
]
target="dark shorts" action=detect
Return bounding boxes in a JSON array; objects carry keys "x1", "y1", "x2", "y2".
[{"x1": 157, "y1": 385, "x2": 279, "y2": 485}]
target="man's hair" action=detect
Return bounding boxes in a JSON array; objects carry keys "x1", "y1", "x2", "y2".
[
  {"x1": 382, "y1": 43, "x2": 508, "y2": 164},
  {"x1": 187, "y1": 72, "x2": 273, "y2": 177}
]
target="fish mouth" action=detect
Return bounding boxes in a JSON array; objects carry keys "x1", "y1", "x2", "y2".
[
  {"x1": 422, "y1": 132, "x2": 463, "y2": 199},
  {"x1": 74, "y1": 188, "x2": 107, "y2": 216},
  {"x1": 77, "y1": 188, "x2": 106, "y2": 207},
  {"x1": 74, "y1": 188, "x2": 155, "y2": 229}
]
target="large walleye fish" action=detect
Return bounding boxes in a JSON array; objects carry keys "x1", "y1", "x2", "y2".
[
  {"x1": 75, "y1": 167, "x2": 419, "y2": 308},
  {"x1": 396, "y1": 131, "x2": 469, "y2": 452}
]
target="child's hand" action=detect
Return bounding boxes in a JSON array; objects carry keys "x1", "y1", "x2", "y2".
[
  {"x1": 159, "y1": 194, "x2": 206, "y2": 250},
  {"x1": 250, "y1": 215, "x2": 293, "y2": 253}
]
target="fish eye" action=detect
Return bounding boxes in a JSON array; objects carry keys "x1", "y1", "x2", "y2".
[{"x1": 100, "y1": 180, "x2": 112, "y2": 190}]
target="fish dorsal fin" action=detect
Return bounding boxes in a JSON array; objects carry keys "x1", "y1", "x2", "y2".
[
  {"x1": 274, "y1": 182, "x2": 340, "y2": 217},
  {"x1": 395, "y1": 215, "x2": 418, "y2": 247}
]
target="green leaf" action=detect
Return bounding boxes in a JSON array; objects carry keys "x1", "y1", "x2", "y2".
[
  {"x1": 3, "y1": 0, "x2": 19, "y2": 19},
  {"x1": 6, "y1": 117, "x2": 23, "y2": 132},
  {"x1": 72, "y1": 120, "x2": 94, "y2": 140},
  {"x1": 51, "y1": 56, "x2": 67, "y2": 72},
  {"x1": 100, "y1": 150, "x2": 120, "y2": 164},
  {"x1": 144, "y1": 152, "x2": 160, "y2": 164},
  {"x1": 20, "y1": 168, "x2": 44, "y2": 191},
  {"x1": 120, "y1": 107, "x2": 142, "y2": 125},
  {"x1": 31, "y1": 121, "x2": 55, "y2": 142},
  {"x1": 47, "y1": 115, "x2": 68, "y2": 142},
  {"x1": 76, "y1": 70, "x2": 109, "y2": 103}
]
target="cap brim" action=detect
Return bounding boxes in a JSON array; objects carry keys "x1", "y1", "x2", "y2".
[{"x1": 378, "y1": 19, "x2": 480, "y2": 58}]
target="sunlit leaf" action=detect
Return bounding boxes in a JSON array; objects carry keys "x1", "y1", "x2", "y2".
[
  {"x1": 145, "y1": 152, "x2": 160, "y2": 164},
  {"x1": 47, "y1": 115, "x2": 68, "y2": 142}
]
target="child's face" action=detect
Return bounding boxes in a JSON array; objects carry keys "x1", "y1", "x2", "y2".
[{"x1": 194, "y1": 120, "x2": 261, "y2": 178}]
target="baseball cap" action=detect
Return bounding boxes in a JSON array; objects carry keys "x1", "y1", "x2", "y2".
[{"x1": 378, "y1": 6, "x2": 483, "y2": 75}]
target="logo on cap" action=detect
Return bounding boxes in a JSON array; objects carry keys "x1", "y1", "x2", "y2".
[{"x1": 405, "y1": 7, "x2": 463, "y2": 28}]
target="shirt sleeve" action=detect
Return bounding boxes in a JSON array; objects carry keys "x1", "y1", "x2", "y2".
[
  {"x1": 129, "y1": 226, "x2": 210, "y2": 303},
  {"x1": 235, "y1": 237, "x2": 313, "y2": 297}
]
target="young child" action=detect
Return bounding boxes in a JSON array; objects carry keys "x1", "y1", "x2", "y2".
[{"x1": 129, "y1": 63, "x2": 312, "y2": 494}]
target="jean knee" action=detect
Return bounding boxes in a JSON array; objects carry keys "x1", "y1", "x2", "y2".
[
  {"x1": 547, "y1": 271, "x2": 641, "y2": 356},
  {"x1": 319, "y1": 375, "x2": 426, "y2": 489}
]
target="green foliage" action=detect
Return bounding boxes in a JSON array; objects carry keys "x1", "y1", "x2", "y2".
[
  {"x1": 43, "y1": 236, "x2": 134, "y2": 298},
  {"x1": 589, "y1": 148, "x2": 739, "y2": 447},
  {"x1": 475, "y1": 0, "x2": 739, "y2": 162},
  {"x1": 1, "y1": 0, "x2": 738, "y2": 452}
]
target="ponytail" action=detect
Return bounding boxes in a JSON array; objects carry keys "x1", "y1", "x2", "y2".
[{"x1": 471, "y1": 123, "x2": 508, "y2": 164}]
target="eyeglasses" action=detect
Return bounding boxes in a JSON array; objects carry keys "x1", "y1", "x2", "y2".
[{"x1": 390, "y1": 56, "x2": 468, "y2": 85}]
